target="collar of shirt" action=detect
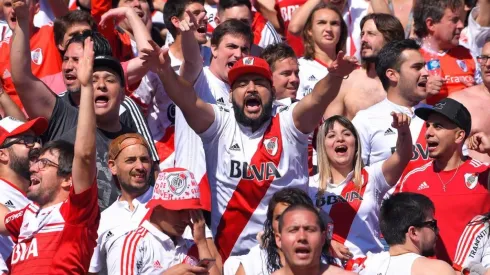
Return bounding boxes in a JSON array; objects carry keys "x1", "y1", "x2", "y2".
[
  {"x1": 141, "y1": 220, "x2": 187, "y2": 250},
  {"x1": 327, "y1": 170, "x2": 355, "y2": 189},
  {"x1": 115, "y1": 186, "x2": 154, "y2": 212},
  {"x1": 385, "y1": 98, "x2": 421, "y2": 118}
]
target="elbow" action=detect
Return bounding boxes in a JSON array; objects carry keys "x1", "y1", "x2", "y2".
[{"x1": 288, "y1": 24, "x2": 301, "y2": 36}]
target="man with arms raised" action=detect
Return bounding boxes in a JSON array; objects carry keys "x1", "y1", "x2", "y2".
[
  {"x1": 352, "y1": 193, "x2": 455, "y2": 275},
  {"x1": 142, "y1": 35, "x2": 357, "y2": 260},
  {"x1": 273, "y1": 203, "x2": 354, "y2": 275},
  {"x1": 325, "y1": 13, "x2": 405, "y2": 120},
  {"x1": 0, "y1": 36, "x2": 98, "y2": 274},
  {"x1": 449, "y1": 38, "x2": 490, "y2": 163}
]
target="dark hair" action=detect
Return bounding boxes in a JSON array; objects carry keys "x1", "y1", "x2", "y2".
[
  {"x1": 413, "y1": 0, "x2": 464, "y2": 38},
  {"x1": 218, "y1": 0, "x2": 251, "y2": 14},
  {"x1": 261, "y1": 43, "x2": 298, "y2": 72},
  {"x1": 163, "y1": 0, "x2": 205, "y2": 38},
  {"x1": 380, "y1": 192, "x2": 435, "y2": 245},
  {"x1": 360, "y1": 13, "x2": 405, "y2": 43},
  {"x1": 39, "y1": 140, "x2": 74, "y2": 178},
  {"x1": 263, "y1": 188, "x2": 314, "y2": 273},
  {"x1": 210, "y1": 19, "x2": 253, "y2": 47},
  {"x1": 64, "y1": 30, "x2": 113, "y2": 57},
  {"x1": 302, "y1": 3, "x2": 347, "y2": 60},
  {"x1": 278, "y1": 203, "x2": 325, "y2": 233},
  {"x1": 375, "y1": 39, "x2": 420, "y2": 91},
  {"x1": 54, "y1": 10, "x2": 97, "y2": 48}
]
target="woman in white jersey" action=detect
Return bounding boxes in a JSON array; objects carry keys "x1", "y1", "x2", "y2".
[
  {"x1": 235, "y1": 188, "x2": 335, "y2": 275},
  {"x1": 296, "y1": 3, "x2": 348, "y2": 100},
  {"x1": 309, "y1": 114, "x2": 413, "y2": 263}
]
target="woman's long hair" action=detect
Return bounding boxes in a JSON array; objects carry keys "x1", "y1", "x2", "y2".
[
  {"x1": 316, "y1": 115, "x2": 364, "y2": 196},
  {"x1": 302, "y1": 3, "x2": 348, "y2": 60}
]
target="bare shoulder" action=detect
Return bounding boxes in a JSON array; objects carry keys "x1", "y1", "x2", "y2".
[
  {"x1": 449, "y1": 84, "x2": 485, "y2": 101},
  {"x1": 413, "y1": 257, "x2": 455, "y2": 275},
  {"x1": 321, "y1": 264, "x2": 357, "y2": 275}
]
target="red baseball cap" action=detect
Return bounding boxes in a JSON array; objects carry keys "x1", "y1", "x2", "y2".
[
  {"x1": 0, "y1": 117, "x2": 48, "y2": 145},
  {"x1": 146, "y1": 167, "x2": 203, "y2": 211},
  {"x1": 228, "y1": 57, "x2": 272, "y2": 86}
]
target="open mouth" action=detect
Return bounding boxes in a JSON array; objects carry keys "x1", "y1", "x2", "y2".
[
  {"x1": 196, "y1": 25, "x2": 207, "y2": 34},
  {"x1": 30, "y1": 177, "x2": 41, "y2": 187},
  {"x1": 95, "y1": 95, "x2": 109, "y2": 107},
  {"x1": 335, "y1": 145, "x2": 348, "y2": 154},
  {"x1": 132, "y1": 173, "x2": 146, "y2": 181},
  {"x1": 427, "y1": 141, "x2": 438, "y2": 151},
  {"x1": 294, "y1": 247, "x2": 311, "y2": 258},
  {"x1": 417, "y1": 79, "x2": 427, "y2": 88},
  {"x1": 135, "y1": 11, "x2": 144, "y2": 18},
  {"x1": 227, "y1": 61, "x2": 237, "y2": 69},
  {"x1": 244, "y1": 96, "x2": 262, "y2": 113},
  {"x1": 64, "y1": 73, "x2": 77, "y2": 82}
]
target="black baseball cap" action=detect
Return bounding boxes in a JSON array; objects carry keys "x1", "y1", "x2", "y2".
[
  {"x1": 93, "y1": 55, "x2": 125, "y2": 88},
  {"x1": 415, "y1": 98, "x2": 471, "y2": 137}
]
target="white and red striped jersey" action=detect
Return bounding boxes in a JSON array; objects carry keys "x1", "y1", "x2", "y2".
[
  {"x1": 297, "y1": 58, "x2": 329, "y2": 100},
  {"x1": 309, "y1": 161, "x2": 390, "y2": 258},
  {"x1": 205, "y1": 3, "x2": 218, "y2": 35},
  {"x1": 0, "y1": 178, "x2": 30, "y2": 271},
  {"x1": 119, "y1": 220, "x2": 200, "y2": 275},
  {"x1": 460, "y1": 6, "x2": 490, "y2": 58},
  {"x1": 252, "y1": 13, "x2": 282, "y2": 50},
  {"x1": 400, "y1": 158, "x2": 490, "y2": 264},
  {"x1": 0, "y1": 22, "x2": 11, "y2": 42},
  {"x1": 4, "y1": 183, "x2": 99, "y2": 274},
  {"x1": 89, "y1": 186, "x2": 153, "y2": 273},
  {"x1": 344, "y1": 0, "x2": 369, "y2": 60},
  {"x1": 351, "y1": 251, "x2": 422, "y2": 275},
  {"x1": 199, "y1": 103, "x2": 309, "y2": 259},
  {"x1": 453, "y1": 215, "x2": 490, "y2": 272},
  {"x1": 174, "y1": 67, "x2": 230, "y2": 212}
]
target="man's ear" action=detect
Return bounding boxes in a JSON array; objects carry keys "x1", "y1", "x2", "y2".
[
  {"x1": 214, "y1": 15, "x2": 221, "y2": 25},
  {"x1": 0, "y1": 149, "x2": 9, "y2": 164},
  {"x1": 61, "y1": 175, "x2": 73, "y2": 189},
  {"x1": 385, "y1": 68, "x2": 399, "y2": 87},
  {"x1": 425, "y1": 17, "x2": 436, "y2": 34},
  {"x1": 275, "y1": 232, "x2": 282, "y2": 250},
  {"x1": 108, "y1": 160, "x2": 117, "y2": 176},
  {"x1": 171, "y1": 15, "x2": 181, "y2": 30},
  {"x1": 455, "y1": 129, "x2": 466, "y2": 145}
]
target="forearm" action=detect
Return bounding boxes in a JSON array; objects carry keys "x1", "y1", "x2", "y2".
[
  {"x1": 254, "y1": 0, "x2": 283, "y2": 32},
  {"x1": 370, "y1": 0, "x2": 391, "y2": 14},
  {"x1": 73, "y1": 83, "x2": 96, "y2": 193},
  {"x1": 383, "y1": 131, "x2": 412, "y2": 185},
  {"x1": 126, "y1": 57, "x2": 150, "y2": 85},
  {"x1": 10, "y1": 19, "x2": 33, "y2": 86},
  {"x1": 126, "y1": 10, "x2": 152, "y2": 52},
  {"x1": 46, "y1": 0, "x2": 69, "y2": 18},
  {"x1": 180, "y1": 29, "x2": 203, "y2": 83},
  {"x1": 196, "y1": 242, "x2": 220, "y2": 275},
  {"x1": 476, "y1": 0, "x2": 490, "y2": 26},
  {"x1": 288, "y1": 0, "x2": 321, "y2": 35},
  {"x1": 0, "y1": 91, "x2": 27, "y2": 121}
]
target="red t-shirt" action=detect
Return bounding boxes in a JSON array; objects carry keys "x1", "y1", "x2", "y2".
[
  {"x1": 5, "y1": 183, "x2": 99, "y2": 274},
  {"x1": 420, "y1": 46, "x2": 478, "y2": 105},
  {"x1": 275, "y1": 0, "x2": 306, "y2": 56},
  {"x1": 0, "y1": 25, "x2": 62, "y2": 108},
  {"x1": 399, "y1": 158, "x2": 490, "y2": 264}
]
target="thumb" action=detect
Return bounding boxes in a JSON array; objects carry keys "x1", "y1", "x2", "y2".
[{"x1": 336, "y1": 51, "x2": 345, "y2": 62}]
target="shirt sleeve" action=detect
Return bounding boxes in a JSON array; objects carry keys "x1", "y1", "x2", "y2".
[
  {"x1": 466, "y1": 7, "x2": 490, "y2": 58},
  {"x1": 366, "y1": 161, "x2": 391, "y2": 198},
  {"x1": 4, "y1": 207, "x2": 26, "y2": 243},
  {"x1": 42, "y1": 96, "x2": 79, "y2": 142},
  {"x1": 278, "y1": 103, "x2": 309, "y2": 145},
  {"x1": 352, "y1": 113, "x2": 371, "y2": 165},
  {"x1": 60, "y1": 180, "x2": 99, "y2": 225},
  {"x1": 453, "y1": 218, "x2": 490, "y2": 271},
  {"x1": 199, "y1": 104, "x2": 231, "y2": 145},
  {"x1": 88, "y1": 240, "x2": 104, "y2": 273},
  {"x1": 134, "y1": 238, "x2": 154, "y2": 275}
]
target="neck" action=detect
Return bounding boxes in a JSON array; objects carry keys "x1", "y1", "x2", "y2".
[
  {"x1": 483, "y1": 82, "x2": 490, "y2": 93},
  {"x1": 284, "y1": 263, "x2": 322, "y2": 275},
  {"x1": 209, "y1": 61, "x2": 227, "y2": 83},
  {"x1": 389, "y1": 243, "x2": 421, "y2": 256},
  {"x1": 119, "y1": 186, "x2": 150, "y2": 211},
  {"x1": 330, "y1": 164, "x2": 352, "y2": 184},
  {"x1": 0, "y1": 168, "x2": 30, "y2": 193},
  {"x1": 314, "y1": 46, "x2": 336, "y2": 65},
  {"x1": 434, "y1": 150, "x2": 465, "y2": 171},
  {"x1": 367, "y1": 63, "x2": 378, "y2": 77},
  {"x1": 421, "y1": 35, "x2": 446, "y2": 53},
  {"x1": 387, "y1": 88, "x2": 418, "y2": 108},
  {"x1": 169, "y1": 36, "x2": 183, "y2": 61}
]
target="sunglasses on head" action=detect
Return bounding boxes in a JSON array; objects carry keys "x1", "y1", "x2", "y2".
[{"x1": 0, "y1": 136, "x2": 42, "y2": 149}]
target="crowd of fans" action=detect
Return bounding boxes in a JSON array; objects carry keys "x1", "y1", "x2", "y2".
[{"x1": 0, "y1": 0, "x2": 488, "y2": 274}]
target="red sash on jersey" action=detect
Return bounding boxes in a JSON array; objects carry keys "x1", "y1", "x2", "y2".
[
  {"x1": 328, "y1": 169, "x2": 369, "y2": 244},
  {"x1": 214, "y1": 116, "x2": 283, "y2": 260}
]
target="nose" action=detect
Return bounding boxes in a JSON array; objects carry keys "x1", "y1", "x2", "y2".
[
  {"x1": 29, "y1": 161, "x2": 40, "y2": 173},
  {"x1": 289, "y1": 73, "x2": 300, "y2": 86},
  {"x1": 95, "y1": 78, "x2": 106, "y2": 91},
  {"x1": 456, "y1": 18, "x2": 464, "y2": 30},
  {"x1": 233, "y1": 48, "x2": 244, "y2": 59},
  {"x1": 245, "y1": 81, "x2": 257, "y2": 93},
  {"x1": 360, "y1": 33, "x2": 368, "y2": 43},
  {"x1": 134, "y1": 159, "x2": 145, "y2": 170},
  {"x1": 421, "y1": 65, "x2": 429, "y2": 77},
  {"x1": 130, "y1": 0, "x2": 141, "y2": 8},
  {"x1": 33, "y1": 142, "x2": 42, "y2": 150}
]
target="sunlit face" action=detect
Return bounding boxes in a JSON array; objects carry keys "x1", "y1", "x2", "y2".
[
  {"x1": 478, "y1": 42, "x2": 490, "y2": 86},
  {"x1": 397, "y1": 50, "x2": 429, "y2": 103},
  {"x1": 360, "y1": 19, "x2": 386, "y2": 63},
  {"x1": 217, "y1": 5, "x2": 252, "y2": 26},
  {"x1": 62, "y1": 42, "x2": 83, "y2": 93},
  {"x1": 431, "y1": 7, "x2": 464, "y2": 50},
  {"x1": 28, "y1": 150, "x2": 64, "y2": 206},
  {"x1": 425, "y1": 113, "x2": 465, "y2": 159},
  {"x1": 272, "y1": 202, "x2": 290, "y2": 234},
  {"x1": 3, "y1": 0, "x2": 38, "y2": 30},
  {"x1": 118, "y1": 0, "x2": 151, "y2": 30},
  {"x1": 184, "y1": 2, "x2": 208, "y2": 44},
  {"x1": 92, "y1": 68, "x2": 124, "y2": 120},
  {"x1": 152, "y1": 206, "x2": 191, "y2": 237},
  {"x1": 276, "y1": 209, "x2": 326, "y2": 269},
  {"x1": 307, "y1": 8, "x2": 342, "y2": 52},
  {"x1": 271, "y1": 58, "x2": 300, "y2": 100},
  {"x1": 324, "y1": 121, "x2": 356, "y2": 171},
  {"x1": 59, "y1": 23, "x2": 91, "y2": 51},
  {"x1": 211, "y1": 34, "x2": 250, "y2": 83},
  {"x1": 109, "y1": 141, "x2": 152, "y2": 196}
]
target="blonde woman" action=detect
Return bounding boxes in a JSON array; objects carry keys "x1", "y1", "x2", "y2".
[{"x1": 309, "y1": 114, "x2": 413, "y2": 263}]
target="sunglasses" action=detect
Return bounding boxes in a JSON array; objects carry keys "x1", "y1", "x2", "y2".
[
  {"x1": 1, "y1": 136, "x2": 42, "y2": 149},
  {"x1": 477, "y1": 55, "x2": 490, "y2": 65},
  {"x1": 411, "y1": 219, "x2": 439, "y2": 233}
]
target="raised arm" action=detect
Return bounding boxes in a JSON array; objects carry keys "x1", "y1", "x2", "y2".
[
  {"x1": 141, "y1": 41, "x2": 214, "y2": 134},
  {"x1": 72, "y1": 37, "x2": 96, "y2": 194},
  {"x1": 288, "y1": 0, "x2": 321, "y2": 36},
  {"x1": 10, "y1": 0, "x2": 57, "y2": 120},
  {"x1": 382, "y1": 112, "x2": 413, "y2": 186},
  {"x1": 191, "y1": 210, "x2": 221, "y2": 275},
  {"x1": 370, "y1": 0, "x2": 391, "y2": 15},
  {"x1": 293, "y1": 51, "x2": 358, "y2": 134},
  {"x1": 254, "y1": 0, "x2": 283, "y2": 32},
  {"x1": 45, "y1": 0, "x2": 69, "y2": 19},
  {"x1": 475, "y1": 0, "x2": 490, "y2": 27},
  {"x1": 179, "y1": 11, "x2": 204, "y2": 84},
  {"x1": 0, "y1": 80, "x2": 26, "y2": 121}
]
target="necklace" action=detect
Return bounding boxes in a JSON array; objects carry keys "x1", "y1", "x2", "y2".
[{"x1": 436, "y1": 160, "x2": 462, "y2": 192}]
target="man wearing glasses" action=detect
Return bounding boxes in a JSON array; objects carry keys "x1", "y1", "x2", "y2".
[
  {"x1": 0, "y1": 116, "x2": 46, "y2": 273},
  {"x1": 399, "y1": 98, "x2": 490, "y2": 265},
  {"x1": 350, "y1": 193, "x2": 455, "y2": 274},
  {"x1": 449, "y1": 38, "x2": 490, "y2": 163}
]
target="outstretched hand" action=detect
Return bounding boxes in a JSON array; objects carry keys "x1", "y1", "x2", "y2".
[
  {"x1": 179, "y1": 10, "x2": 199, "y2": 33},
  {"x1": 140, "y1": 40, "x2": 171, "y2": 73},
  {"x1": 327, "y1": 51, "x2": 359, "y2": 78},
  {"x1": 77, "y1": 37, "x2": 94, "y2": 87},
  {"x1": 390, "y1": 112, "x2": 411, "y2": 136}
]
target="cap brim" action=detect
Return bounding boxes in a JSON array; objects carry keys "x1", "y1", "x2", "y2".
[
  {"x1": 229, "y1": 66, "x2": 272, "y2": 86},
  {"x1": 9, "y1": 117, "x2": 48, "y2": 137},
  {"x1": 414, "y1": 106, "x2": 436, "y2": 121},
  {"x1": 146, "y1": 198, "x2": 203, "y2": 211}
]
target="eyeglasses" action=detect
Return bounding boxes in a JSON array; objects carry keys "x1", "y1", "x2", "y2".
[
  {"x1": 412, "y1": 219, "x2": 439, "y2": 233},
  {"x1": 1, "y1": 136, "x2": 42, "y2": 149},
  {"x1": 476, "y1": 55, "x2": 490, "y2": 64},
  {"x1": 33, "y1": 158, "x2": 59, "y2": 170}
]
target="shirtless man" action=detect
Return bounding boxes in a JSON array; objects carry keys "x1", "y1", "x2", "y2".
[
  {"x1": 449, "y1": 38, "x2": 490, "y2": 163},
  {"x1": 324, "y1": 13, "x2": 405, "y2": 120}
]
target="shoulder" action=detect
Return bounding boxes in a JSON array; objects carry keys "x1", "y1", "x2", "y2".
[
  {"x1": 448, "y1": 86, "x2": 479, "y2": 100},
  {"x1": 413, "y1": 258, "x2": 454, "y2": 274},
  {"x1": 321, "y1": 264, "x2": 357, "y2": 275}
]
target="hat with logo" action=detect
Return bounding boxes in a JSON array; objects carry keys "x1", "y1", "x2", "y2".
[
  {"x1": 146, "y1": 168, "x2": 202, "y2": 211},
  {"x1": 108, "y1": 133, "x2": 150, "y2": 160},
  {"x1": 228, "y1": 57, "x2": 272, "y2": 85},
  {"x1": 94, "y1": 55, "x2": 125, "y2": 87},
  {"x1": 0, "y1": 117, "x2": 48, "y2": 145},
  {"x1": 415, "y1": 98, "x2": 472, "y2": 137}
]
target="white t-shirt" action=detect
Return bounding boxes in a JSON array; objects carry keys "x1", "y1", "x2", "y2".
[
  {"x1": 33, "y1": 0, "x2": 55, "y2": 28},
  {"x1": 460, "y1": 6, "x2": 490, "y2": 58},
  {"x1": 200, "y1": 103, "x2": 309, "y2": 256},
  {"x1": 453, "y1": 215, "x2": 490, "y2": 271},
  {"x1": 240, "y1": 244, "x2": 269, "y2": 275},
  {"x1": 308, "y1": 162, "x2": 390, "y2": 258},
  {"x1": 354, "y1": 251, "x2": 422, "y2": 275},
  {"x1": 297, "y1": 58, "x2": 329, "y2": 100}
]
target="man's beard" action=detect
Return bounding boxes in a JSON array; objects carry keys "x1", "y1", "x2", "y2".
[
  {"x1": 67, "y1": 86, "x2": 81, "y2": 93},
  {"x1": 8, "y1": 148, "x2": 31, "y2": 180},
  {"x1": 232, "y1": 97, "x2": 273, "y2": 132},
  {"x1": 117, "y1": 173, "x2": 150, "y2": 196},
  {"x1": 362, "y1": 54, "x2": 378, "y2": 64},
  {"x1": 421, "y1": 246, "x2": 436, "y2": 257}
]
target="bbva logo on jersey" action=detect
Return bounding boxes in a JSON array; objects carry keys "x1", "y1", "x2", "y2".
[
  {"x1": 11, "y1": 238, "x2": 38, "y2": 265},
  {"x1": 229, "y1": 160, "x2": 281, "y2": 181},
  {"x1": 315, "y1": 191, "x2": 363, "y2": 207}
]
